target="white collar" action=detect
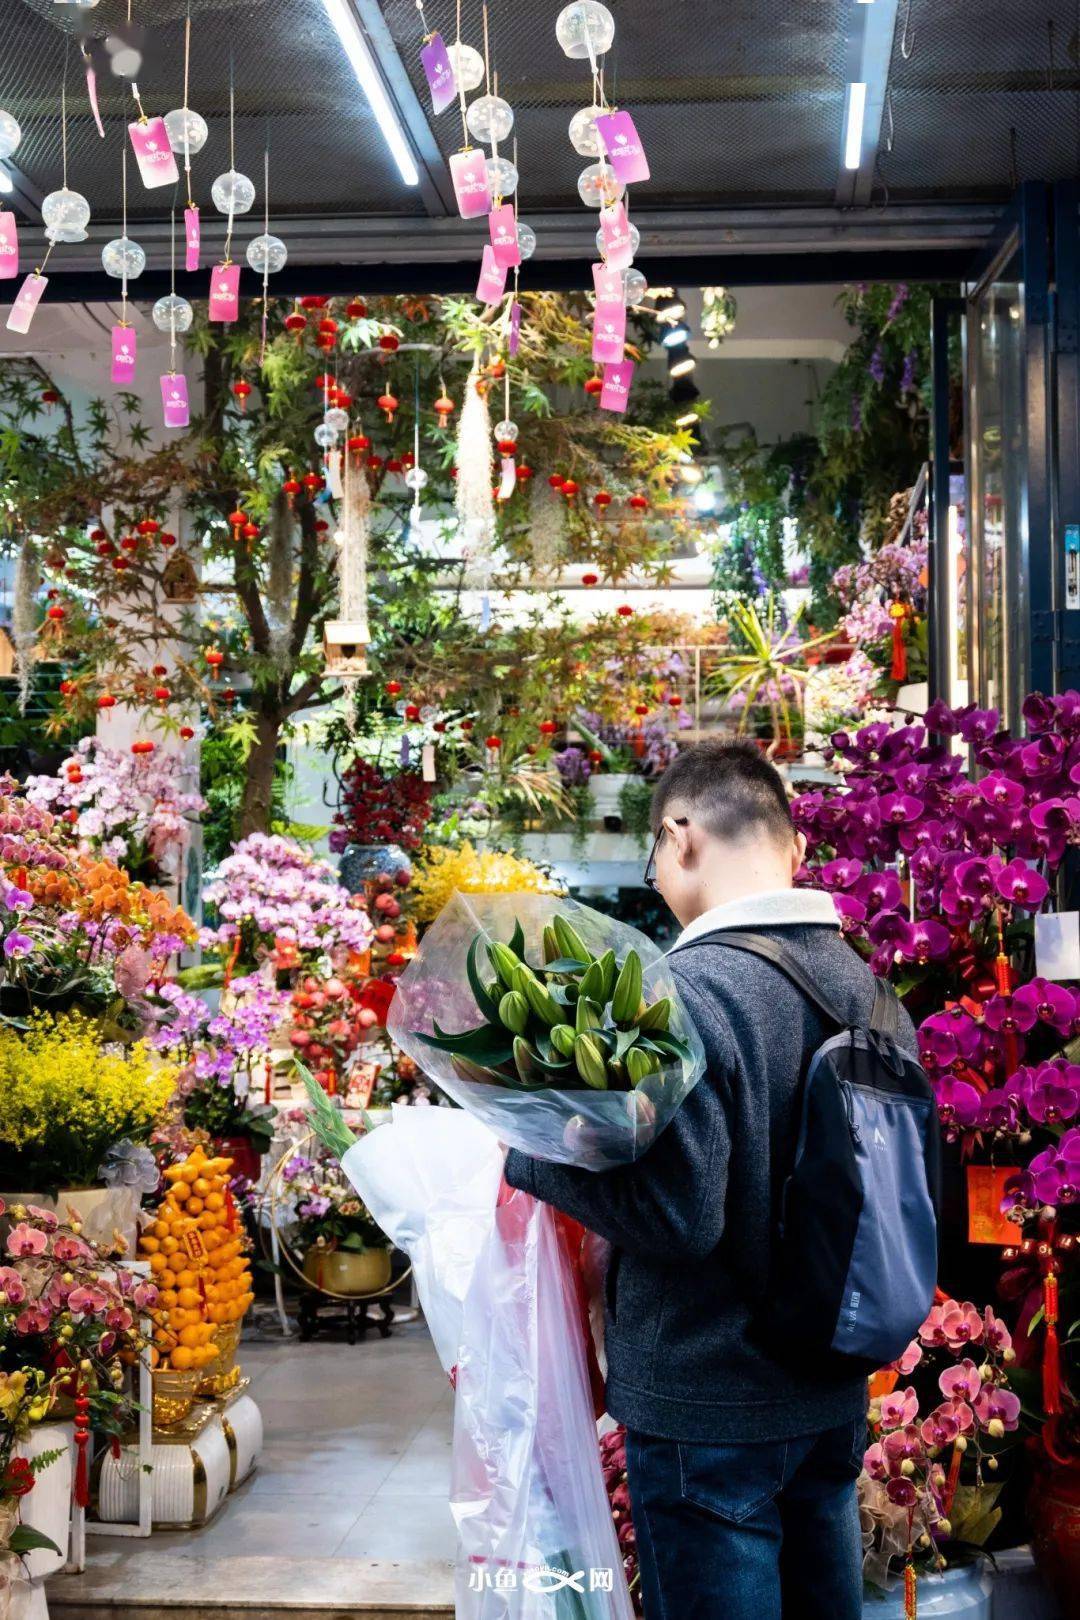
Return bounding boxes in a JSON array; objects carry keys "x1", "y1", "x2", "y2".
[{"x1": 671, "y1": 888, "x2": 840, "y2": 950}]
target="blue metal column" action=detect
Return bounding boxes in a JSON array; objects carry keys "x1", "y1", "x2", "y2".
[
  {"x1": 1053, "y1": 181, "x2": 1080, "y2": 692},
  {"x1": 1020, "y1": 184, "x2": 1055, "y2": 698}
]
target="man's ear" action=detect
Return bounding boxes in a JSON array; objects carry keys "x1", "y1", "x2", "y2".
[
  {"x1": 667, "y1": 816, "x2": 694, "y2": 868},
  {"x1": 792, "y1": 830, "x2": 808, "y2": 875}
]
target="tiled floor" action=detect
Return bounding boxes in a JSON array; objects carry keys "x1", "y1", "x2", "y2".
[{"x1": 50, "y1": 1318, "x2": 456, "y2": 1614}]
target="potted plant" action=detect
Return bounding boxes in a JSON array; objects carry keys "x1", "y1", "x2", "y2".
[
  {"x1": 283, "y1": 1152, "x2": 392, "y2": 1297},
  {"x1": 709, "y1": 594, "x2": 834, "y2": 756},
  {"x1": 0, "y1": 1368, "x2": 68, "y2": 1620}
]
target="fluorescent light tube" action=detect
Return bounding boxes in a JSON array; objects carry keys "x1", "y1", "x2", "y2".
[
  {"x1": 321, "y1": 0, "x2": 420, "y2": 187},
  {"x1": 0, "y1": 169, "x2": 12, "y2": 196},
  {"x1": 843, "y1": 82, "x2": 867, "y2": 171}
]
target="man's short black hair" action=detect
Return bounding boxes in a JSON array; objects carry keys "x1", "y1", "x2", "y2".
[{"x1": 650, "y1": 738, "x2": 795, "y2": 846}]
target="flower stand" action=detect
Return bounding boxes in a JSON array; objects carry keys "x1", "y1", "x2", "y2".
[
  {"x1": 9, "y1": 1423, "x2": 73, "y2": 1620},
  {"x1": 863, "y1": 1562, "x2": 992, "y2": 1618},
  {"x1": 96, "y1": 1387, "x2": 262, "y2": 1530}
]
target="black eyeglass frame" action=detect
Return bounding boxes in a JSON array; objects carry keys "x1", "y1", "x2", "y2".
[{"x1": 643, "y1": 816, "x2": 688, "y2": 891}]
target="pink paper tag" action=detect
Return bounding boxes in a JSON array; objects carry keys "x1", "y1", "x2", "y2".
[
  {"x1": 421, "y1": 32, "x2": 456, "y2": 115},
  {"x1": 6, "y1": 272, "x2": 47, "y2": 335},
  {"x1": 489, "y1": 203, "x2": 521, "y2": 269},
  {"x1": 128, "y1": 117, "x2": 180, "y2": 190},
  {"x1": 111, "y1": 324, "x2": 137, "y2": 386},
  {"x1": 184, "y1": 207, "x2": 200, "y2": 273},
  {"x1": 209, "y1": 262, "x2": 240, "y2": 322},
  {"x1": 0, "y1": 214, "x2": 18, "y2": 282},
  {"x1": 596, "y1": 109, "x2": 650, "y2": 185},
  {"x1": 160, "y1": 373, "x2": 190, "y2": 429},
  {"x1": 497, "y1": 455, "x2": 517, "y2": 502},
  {"x1": 508, "y1": 300, "x2": 522, "y2": 357},
  {"x1": 600, "y1": 358, "x2": 635, "y2": 414},
  {"x1": 592, "y1": 261, "x2": 623, "y2": 301},
  {"x1": 599, "y1": 202, "x2": 635, "y2": 270},
  {"x1": 450, "y1": 148, "x2": 492, "y2": 219},
  {"x1": 592, "y1": 300, "x2": 626, "y2": 365},
  {"x1": 475, "y1": 245, "x2": 508, "y2": 306}
]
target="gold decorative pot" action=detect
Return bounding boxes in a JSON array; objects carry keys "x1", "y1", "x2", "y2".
[{"x1": 302, "y1": 1246, "x2": 391, "y2": 1296}]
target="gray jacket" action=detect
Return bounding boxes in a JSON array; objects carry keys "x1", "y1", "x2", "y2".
[{"x1": 503, "y1": 890, "x2": 918, "y2": 1443}]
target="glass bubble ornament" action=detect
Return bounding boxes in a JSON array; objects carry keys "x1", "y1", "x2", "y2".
[
  {"x1": 42, "y1": 188, "x2": 91, "y2": 244},
  {"x1": 448, "y1": 40, "x2": 485, "y2": 93},
  {"x1": 568, "y1": 105, "x2": 603, "y2": 157},
  {"x1": 211, "y1": 169, "x2": 256, "y2": 216},
  {"x1": 596, "y1": 219, "x2": 640, "y2": 258},
  {"x1": 314, "y1": 422, "x2": 338, "y2": 449},
  {"x1": 485, "y1": 156, "x2": 518, "y2": 197},
  {"x1": 466, "y1": 94, "x2": 514, "y2": 145},
  {"x1": 152, "y1": 293, "x2": 193, "y2": 335},
  {"x1": 555, "y1": 2, "x2": 615, "y2": 60},
  {"x1": 163, "y1": 107, "x2": 209, "y2": 156},
  {"x1": 623, "y1": 267, "x2": 648, "y2": 306},
  {"x1": 324, "y1": 406, "x2": 349, "y2": 433},
  {"x1": 404, "y1": 467, "x2": 429, "y2": 493},
  {"x1": 101, "y1": 235, "x2": 146, "y2": 280},
  {"x1": 516, "y1": 221, "x2": 537, "y2": 260},
  {"x1": 577, "y1": 162, "x2": 623, "y2": 209},
  {"x1": 0, "y1": 110, "x2": 22, "y2": 163},
  {"x1": 246, "y1": 232, "x2": 287, "y2": 274},
  {"x1": 495, "y1": 419, "x2": 519, "y2": 443}
]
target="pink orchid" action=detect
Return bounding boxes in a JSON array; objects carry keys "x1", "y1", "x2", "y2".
[
  {"x1": 981, "y1": 1307, "x2": 1012, "y2": 1354},
  {"x1": 0, "y1": 1265, "x2": 27, "y2": 1305},
  {"x1": 942, "y1": 1397, "x2": 975, "y2": 1433},
  {"x1": 14, "y1": 1304, "x2": 52, "y2": 1335},
  {"x1": 880, "y1": 1386, "x2": 920, "y2": 1428},
  {"x1": 921, "y1": 1404, "x2": 961, "y2": 1450},
  {"x1": 6, "y1": 1223, "x2": 47, "y2": 1257},
  {"x1": 894, "y1": 1339, "x2": 923, "y2": 1376},
  {"x1": 105, "y1": 1306, "x2": 133, "y2": 1332},
  {"x1": 67, "y1": 1285, "x2": 108, "y2": 1316},
  {"x1": 52, "y1": 1235, "x2": 92, "y2": 1264},
  {"x1": 883, "y1": 1425, "x2": 924, "y2": 1469},
  {"x1": 132, "y1": 1282, "x2": 159, "y2": 1311},
  {"x1": 940, "y1": 1301, "x2": 983, "y2": 1350},
  {"x1": 973, "y1": 1385, "x2": 1021, "y2": 1432},
  {"x1": 939, "y1": 1358, "x2": 982, "y2": 1403},
  {"x1": 919, "y1": 1303, "x2": 951, "y2": 1347},
  {"x1": 863, "y1": 1441, "x2": 888, "y2": 1480},
  {"x1": 886, "y1": 1476, "x2": 919, "y2": 1507}
]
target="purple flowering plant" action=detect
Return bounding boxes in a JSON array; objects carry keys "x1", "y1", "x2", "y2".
[
  {"x1": 282, "y1": 1147, "x2": 387, "y2": 1257},
  {"x1": 201, "y1": 833, "x2": 374, "y2": 971}
]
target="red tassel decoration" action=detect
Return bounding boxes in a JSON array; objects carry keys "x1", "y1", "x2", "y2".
[
  {"x1": 942, "y1": 1439, "x2": 964, "y2": 1518},
  {"x1": 904, "y1": 1561, "x2": 917, "y2": 1620},
  {"x1": 1042, "y1": 1267, "x2": 1062, "y2": 1416},
  {"x1": 73, "y1": 1388, "x2": 91, "y2": 1509},
  {"x1": 889, "y1": 603, "x2": 909, "y2": 681}
]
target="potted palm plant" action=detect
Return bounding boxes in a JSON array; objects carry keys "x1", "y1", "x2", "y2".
[{"x1": 708, "y1": 594, "x2": 835, "y2": 757}]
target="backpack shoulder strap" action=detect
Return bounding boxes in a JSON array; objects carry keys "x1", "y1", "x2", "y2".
[
  {"x1": 672, "y1": 928, "x2": 850, "y2": 1030},
  {"x1": 870, "y1": 973, "x2": 901, "y2": 1040}
]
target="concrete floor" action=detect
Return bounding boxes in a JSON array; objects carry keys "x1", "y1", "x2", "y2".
[{"x1": 51, "y1": 1320, "x2": 456, "y2": 1616}]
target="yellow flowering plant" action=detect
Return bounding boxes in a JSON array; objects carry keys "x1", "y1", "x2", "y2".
[
  {"x1": 410, "y1": 842, "x2": 565, "y2": 926},
  {"x1": 0, "y1": 1013, "x2": 176, "y2": 1192}
]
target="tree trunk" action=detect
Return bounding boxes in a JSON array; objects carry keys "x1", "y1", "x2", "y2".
[{"x1": 238, "y1": 707, "x2": 283, "y2": 838}]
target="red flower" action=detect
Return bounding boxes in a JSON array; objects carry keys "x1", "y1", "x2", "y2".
[{"x1": 3, "y1": 1457, "x2": 35, "y2": 1498}]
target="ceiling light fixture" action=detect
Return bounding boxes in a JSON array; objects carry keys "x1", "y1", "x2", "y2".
[
  {"x1": 675, "y1": 409, "x2": 700, "y2": 427},
  {"x1": 656, "y1": 294, "x2": 686, "y2": 323},
  {"x1": 320, "y1": 0, "x2": 420, "y2": 187},
  {"x1": 667, "y1": 343, "x2": 695, "y2": 379},
  {"x1": 661, "y1": 319, "x2": 691, "y2": 348},
  {"x1": 0, "y1": 168, "x2": 11, "y2": 196},
  {"x1": 842, "y1": 81, "x2": 867, "y2": 171}
]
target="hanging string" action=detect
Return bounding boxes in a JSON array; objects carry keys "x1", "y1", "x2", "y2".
[
  {"x1": 482, "y1": 3, "x2": 491, "y2": 98},
  {"x1": 411, "y1": 356, "x2": 422, "y2": 527},
  {"x1": 224, "y1": 58, "x2": 237, "y2": 263},
  {"x1": 259, "y1": 146, "x2": 271, "y2": 364},
  {"x1": 61, "y1": 61, "x2": 68, "y2": 189},
  {"x1": 414, "y1": 0, "x2": 432, "y2": 38},
  {"x1": 183, "y1": 8, "x2": 196, "y2": 209},
  {"x1": 168, "y1": 207, "x2": 178, "y2": 370},
  {"x1": 455, "y1": 0, "x2": 469, "y2": 147},
  {"x1": 121, "y1": 143, "x2": 129, "y2": 325}
]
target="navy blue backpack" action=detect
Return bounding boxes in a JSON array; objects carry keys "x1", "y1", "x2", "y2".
[{"x1": 694, "y1": 930, "x2": 940, "y2": 1375}]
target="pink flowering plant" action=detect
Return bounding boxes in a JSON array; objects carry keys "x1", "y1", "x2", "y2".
[
  {"x1": 24, "y1": 741, "x2": 206, "y2": 883},
  {"x1": 860, "y1": 1294, "x2": 1020, "y2": 1587},
  {"x1": 0, "y1": 1199, "x2": 153, "y2": 1436},
  {"x1": 201, "y1": 833, "x2": 373, "y2": 973}
]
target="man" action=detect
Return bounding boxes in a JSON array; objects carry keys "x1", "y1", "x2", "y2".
[{"x1": 503, "y1": 738, "x2": 916, "y2": 1618}]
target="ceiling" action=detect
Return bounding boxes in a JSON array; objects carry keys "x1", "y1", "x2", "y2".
[{"x1": 0, "y1": 0, "x2": 1075, "y2": 291}]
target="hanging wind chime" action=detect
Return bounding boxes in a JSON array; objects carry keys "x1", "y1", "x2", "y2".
[
  {"x1": 456, "y1": 352, "x2": 496, "y2": 630},
  {"x1": 158, "y1": 212, "x2": 191, "y2": 428},
  {"x1": 0, "y1": 106, "x2": 22, "y2": 289},
  {"x1": 102, "y1": 145, "x2": 145, "y2": 388},
  {"x1": 446, "y1": 0, "x2": 493, "y2": 223},
  {"x1": 324, "y1": 432, "x2": 372, "y2": 683},
  {"x1": 10, "y1": 57, "x2": 89, "y2": 335},
  {"x1": 247, "y1": 148, "x2": 288, "y2": 364},
  {"x1": 165, "y1": 12, "x2": 209, "y2": 271},
  {"x1": 209, "y1": 69, "x2": 253, "y2": 323}
]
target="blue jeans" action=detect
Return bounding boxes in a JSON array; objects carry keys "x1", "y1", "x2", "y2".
[{"x1": 625, "y1": 1419, "x2": 865, "y2": 1620}]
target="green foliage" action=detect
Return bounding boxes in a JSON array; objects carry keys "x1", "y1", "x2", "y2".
[{"x1": 200, "y1": 720, "x2": 293, "y2": 867}]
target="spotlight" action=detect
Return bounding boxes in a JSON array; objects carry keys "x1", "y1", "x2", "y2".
[
  {"x1": 667, "y1": 343, "x2": 695, "y2": 379},
  {"x1": 660, "y1": 320, "x2": 691, "y2": 348},
  {"x1": 676, "y1": 409, "x2": 700, "y2": 427},
  {"x1": 656, "y1": 294, "x2": 686, "y2": 323},
  {"x1": 0, "y1": 169, "x2": 11, "y2": 197}
]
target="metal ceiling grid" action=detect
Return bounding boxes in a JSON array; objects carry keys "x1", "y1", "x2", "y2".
[
  {"x1": 4, "y1": 0, "x2": 423, "y2": 217},
  {"x1": 880, "y1": 0, "x2": 1080, "y2": 199}
]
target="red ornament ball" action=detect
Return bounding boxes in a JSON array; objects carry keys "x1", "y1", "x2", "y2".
[
  {"x1": 616, "y1": 604, "x2": 634, "y2": 618},
  {"x1": 485, "y1": 735, "x2": 502, "y2": 750},
  {"x1": 581, "y1": 572, "x2": 599, "y2": 587},
  {"x1": 404, "y1": 703, "x2": 421, "y2": 721},
  {"x1": 385, "y1": 680, "x2": 403, "y2": 697},
  {"x1": 538, "y1": 720, "x2": 558, "y2": 736}
]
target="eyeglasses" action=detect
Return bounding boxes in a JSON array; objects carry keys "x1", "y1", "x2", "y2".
[{"x1": 643, "y1": 817, "x2": 688, "y2": 891}]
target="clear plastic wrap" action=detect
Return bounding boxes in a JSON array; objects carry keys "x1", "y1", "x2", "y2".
[
  {"x1": 387, "y1": 892, "x2": 705, "y2": 1170},
  {"x1": 341, "y1": 1109, "x2": 633, "y2": 1619}
]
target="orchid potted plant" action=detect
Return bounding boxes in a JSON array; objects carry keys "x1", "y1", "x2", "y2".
[{"x1": 282, "y1": 1151, "x2": 391, "y2": 1299}]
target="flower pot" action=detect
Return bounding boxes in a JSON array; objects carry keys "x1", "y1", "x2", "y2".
[
  {"x1": 8, "y1": 1421, "x2": 72, "y2": 1620},
  {"x1": 1029, "y1": 1449, "x2": 1080, "y2": 1612},
  {"x1": 590, "y1": 773, "x2": 635, "y2": 831},
  {"x1": 215, "y1": 1135, "x2": 262, "y2": 1186},
  {"x1": 338, "y1": 843, "x2": 409, "y2": 895},
  {"x1": 4, "y1": 1187, "x2": 138, "y2": 1256},
  {"x1": 302, "y1": 1245, "x2": 391, "y2": 1296},
  {"x1": 863, "y1": 1562, "x2": 992, "y2": 1617}
]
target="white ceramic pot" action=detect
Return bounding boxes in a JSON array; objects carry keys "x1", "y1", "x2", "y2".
[
  {"x1": 864, "y1": 1561, "x2": 992, "y2": 1618},
  {"x1": 590, "y1": 773, "x2": 635, "y2": 828},
  {"x1": 6, "y1": 1189, "x2": 139, "y2": 1257},
  {"x1": 9, "y1": 1422, "x2": 72, "y2": 1620}
]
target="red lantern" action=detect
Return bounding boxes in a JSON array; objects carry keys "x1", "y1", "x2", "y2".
[
  {"x1": 41, "y1": 388, "x2": 60, "y2": 405},
  {"x1": 517, "y1": 464, "x2": 534, "y2": 481},
  {"x1": 232, "y1": 380, "x2": 252, "y2": 411},
  {"x1": 153, "y1": 685, "x2": 171, "y2": 703},
  {"x1": 385, "y1": 457, "x2": 404, "y2": 475},
  {"x1": 179, "y1": 725, "x2": 195, "y2": 740},
  {"x1": 300, "y1": 295, "x2": 329, "y2": 310},
  {"x1": 562, "y1": 479, "x2": 579, "y2": 498},
  {"x1": 588, "y1": 749, "x2": 602, "y2": 765},
  {"x1": 131, "y1": 740, "x2": 155, "y2": 756},
  {"x1": 377, "y1": 391, "x2": 399, "y2": 424},
  {"x1": 378, "y1": 332, "x2": 399, "y2": 353},
  {"x1": 284, "y1": 310, "x2": 307, "y2": 343},
  {"x1": 95, "y1": 540, "x2": 115, "y2": 558},
  {"x1": 282, "y1": 474, "x2": 301, "y2": 506},
  {"x1": 460, "y1": 720, "x2": 474, "y2": 732},
  {"x1": 367, "y1": 453, "x2": 384, "y2": 471},
  {"x1": 485, "y1": 734, "x2": 502, "y2": 750},
  {"x1": 160, "y1": 531, "x2": 177, "y2": 547},
  {"x1": 581, "y1": 572, "x2": 599, "y2": 587},
  {"x1": 617, "y1": 604, "x2": 634, "y2": 618},
  {"x1": 302, "y1": 471, "x2": 324, "y2": 493},
  {"x1": 205, "y1": 648, "x2": 225, "y2": 671},
  {"x1": 346, "y1": 297, "x2": 367, "y2": 320},
  {"x1": 90, "y1": 528, "x2": 105, "y2": 542},
  {"x1": 629, "y1": 493, "x2": 649, "y2": 511},
  {"x1": 46, "y1": 604, "x2": 65, "y2": 622},
  {"x1": 548, "y1": 474, "x2": 565, "y2": 489},
  {"x1": 584, "y1": 375, "x2": 603, "y2": 397},
  {"x1": 222, "y1": 687, "x2": 237, "y2": 706},
  {"x1": 59, "y1": 679, "x2": 75, "y2": 696},
  {"x1": 434, "y1": 393, "x2": 454, "y2": 424},
  {"x1": 404, "y1": 703, "x2": 421, "y2": 721},
  {"x1": 228, "y1": 508, "x2": 247, "y2": 541},
  {"x1": 667, "y1": 694, "x2": 682, "y2": 709},
  {"x1": 242, "y1": 521, "x2": 260, "y2": 542},
  {"x1": 496, "y1": 438, "x2": 517, "y2": 456},
  {"x1": 594, "y1": 490, "x2": 612, "y2": 509},
  {"x1": 112, "y1": 557, "x2": 129, "y2": 572},
  {"x1": 538, "y1": 720, "x2": 558, "y2": 736},
  {"x1": 318, "y1": 318, "x2": 338, "y2": 342},
  {"x1": 97, "y1": 693, "x2": 116, "y2": 710},
  {"x1": 634, "y1": 704, "x2": 649, "y2": 717},
  {"x1": 314, "y1": 518, "x2": 330, "y2": 534},
  {"x1": 385, "y1": 681, "x2": 402, "y2": 696},
  {"x1": 347, "y1": 434, "x2": 371, "y2": 457},
  {"x1": 120, "y1": 535, "x2": 139, "y2": 552},
  {"x1": 152, "y1": 664, "x2": 168, "y2": 677},
  {"x1": 136, "y1": 518, "x2": 160, "y2": 537}
]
